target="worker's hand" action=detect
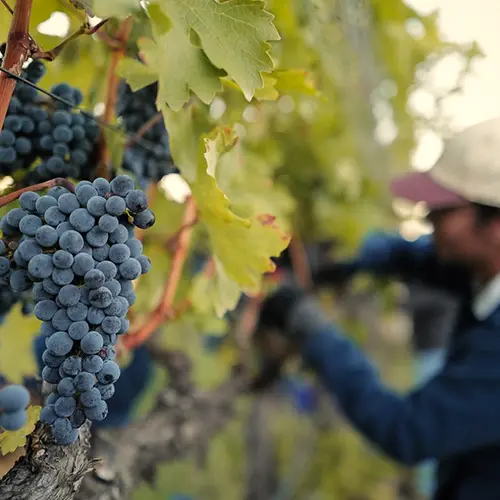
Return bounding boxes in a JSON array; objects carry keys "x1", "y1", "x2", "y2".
[{"x1": 311, "y1": 260, "x2": 359, "y2": 288}]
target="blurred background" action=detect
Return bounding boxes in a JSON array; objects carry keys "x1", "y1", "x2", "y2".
[{"x1": 0, "y1": 0, "x2": 498, "y2": 499}]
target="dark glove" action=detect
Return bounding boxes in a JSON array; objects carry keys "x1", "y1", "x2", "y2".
[
  {"x1": 258, "y1": 283, "x2": 306, "y2": 332},
  {"x1": 311, "y1": 260, "x2": 360, "y2": 288}
]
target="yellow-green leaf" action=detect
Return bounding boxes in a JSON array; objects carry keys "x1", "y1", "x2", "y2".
[
  {"x1": 0, "y1": 406, "x2": 41, "y2": 455},
  {"x1": 190, "y1": 258, "x2": 241, "y2": 317},
  {"x1": 0, "y1": 307, "x2": 39, "y2": 384},
  {"x1": 158, "y1": 0, "x2": 280, "y2": 100}
]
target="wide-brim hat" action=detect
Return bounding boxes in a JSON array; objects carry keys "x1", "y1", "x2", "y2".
[{"x1": 391, "y1": 117, "x2": 500, "y2": 210}]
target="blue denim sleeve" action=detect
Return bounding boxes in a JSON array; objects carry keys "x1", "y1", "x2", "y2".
[
  {"x1": 301, "y1": 325, "x2": 500, "y2": 466},
  {"x1": 355, "y1": 232, "x2": 467, "y2": 293}
]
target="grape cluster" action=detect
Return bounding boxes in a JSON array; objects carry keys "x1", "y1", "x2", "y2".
[
  {"x1": 0, "y1": 384, "x2": 30, "y2": 431},
  {"x1": 116, "y1": 81, "x2": 177, "y2": 184},
  {"x1": 1, "y1": 175, "x2": 154, "y2": 444},
  {"x1": 0, "y1": 58, "x2": 100, "y2": 182}
]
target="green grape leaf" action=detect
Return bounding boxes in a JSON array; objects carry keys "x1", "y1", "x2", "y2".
[
  {"x1": 190, "y1": 257, "x2": 241, "y2": 317},
  {"x1": 116, "y1": 58, "x2": 158, "y2": 91},
  {"x1": 139, "y1": 11, "x2": 224, "y2": 111},
  {"x1": 0, "y1": 406, "x2": 41, "y2": 455},
  {"x1": 92, "y1": 0, "x2": 141, "y2": 18},
  {"x1": 0, "y1": 307, "x2": 40, "y2": 384},
  {"x1": 158, "y1": 0, "x2": 280, "y2": 100}
]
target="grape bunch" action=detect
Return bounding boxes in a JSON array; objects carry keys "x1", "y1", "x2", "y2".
[
  {"x1": 0, "y1": 58, "x2": 101, "y2": 183},
  {"x1": 1, "y1": 174, "x2": 154, "y2": 444},
  {"x1": 116, "y1": 81, "x2": 177, "y2": 184},
  {"x1": 0, "y1": 384, "x2": 30, "y2": 431}
]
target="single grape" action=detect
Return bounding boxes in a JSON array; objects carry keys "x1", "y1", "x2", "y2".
[
  {"x1": 86, "y1": 196, "x2": 106, "y2": 217},
  {"x1": 96, "y1": 261, "x2": 117, "y2": 281},
  {"x1": 133, "y1": 209, "x2": 155, "y2": 229},
  {"x1": 82, "y1": 355, "x2": 103, "y2": 373},
  {"x1": 0, "y1": 410, "x2": 27, "y2": 431},
  {"x1": 109, "y1": 244, "x2": 130, "y2": 264},
  {"x1": 69, "y1": 208, "x2": 95, "y2": 233},
  {"x1": 81, "y1": 331, "x2": 104, "y2": 355},
  {"x1": 68, "y1": 321, "x2": 89, "y2": 341},
  {"x1": 83, "y1": 400, "x2": 108, "y2": 421},
  {"x1": 57, "y1": 284, "x2": 81, "y2": 307},
  {"x1": 35, "y1": 196, "x2": 58, "y2": 216},
  {"x1": 67, "y1": 302, "x2": 88, "y2": 322},
  {"x1": 119, "y1": 258, "x2": 142, "y2": 280},
  {"x1": 35, "y1": 225, "x2": 58, "y2": 247},
  {"x1": 40, "y1": 405, "x2": 57, "y2": 424},
  {"x1": 74, "y1": 371, "x2": 95, "y2": 392},
  {"x1": 62, "y1": 356, "x2": 82, "y2": 376},
  {"x1": 46, "y1": 331, "x2": 73, "y2": 356},
  {"x1": 19, "y1": 214, "x2": 43, "y2": 236},
  {"x1": 59, "y1": 230, "x2": 84, "y2": 255},
  {"x1": 72, "y1": 253, "x2": 94, "y2": 277},
  {"x1": 89, "y1": 287, "x2": 113, "y2": 309},
  {"x1": 52, "y1": 250, "x2": 74, "y2": 269},
  {"x1": 98, "y1": 214, "x2": 118, "y2": 233},
  {"x1": 105, "y1": 196, "x2": 126, "y2": 216},
  {"x1": 93, "y1": 178, "x2": 110, "y2": 196},
  {"x1": 110, "y1": 175, "x2": 134, "y2": 197},
  {"x1": 0, "y1": 385, "x2": 30, "y2": 412},
  {"x1": 57, "y1": 378, "x2": 76, "y2": 397},
  {"x1": 58, "y1": 193, "x2": 80, "y2": 214},
  {"x1": 125, "y1": 190, "x2": 148, "y2": 213},
  {"x1": 96, "y1": 360, "x2": 120, "y2": 384},
  {"x1": 80, "y1": 387, "x2": 102, "y2": 408}
]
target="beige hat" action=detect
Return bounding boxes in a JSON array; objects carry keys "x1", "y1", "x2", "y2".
[{"x1": 391, "y1": 117, "x2": 500, "y2": 209}]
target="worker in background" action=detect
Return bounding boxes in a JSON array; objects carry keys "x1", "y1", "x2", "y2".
[{"x1": 254, "y1": 117, "x2": 500, "y2": 500}]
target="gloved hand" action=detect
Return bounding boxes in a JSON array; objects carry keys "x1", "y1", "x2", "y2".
[
  {"x1": 251, "y1": 283, "x2": 327, "y2": 391},
  {"x1": 311, "y1": 260, "x2": 359, "y2": 288}
]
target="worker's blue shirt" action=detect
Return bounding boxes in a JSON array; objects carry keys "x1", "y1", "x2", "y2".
[{"x1": 303, "y1": 233, "x2": 500, "y2": 500}]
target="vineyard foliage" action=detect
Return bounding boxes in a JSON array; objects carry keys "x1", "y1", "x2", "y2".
[{"x1": 0, "y1": 0, "x2": 481, "y2": 496}]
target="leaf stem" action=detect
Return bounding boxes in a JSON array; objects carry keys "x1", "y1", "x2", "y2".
[
  {"x1": 288, "y1": 235, "x2": 312, "y2": 289},
  {"x1": 96, "y1": 16, "x2": 133, "y2": 180},
  {"x1": 0, "y1": 0, "x2": 34, "y2": 131},
  {"x1": 123, "y1": 197, "x2": 198, "y2": 349},
  {"x1": 0, "y1": 0, "x2": 13, "y2": 14},
  {"x1": 0, "y1": 178, "x2": 75, "y2": 208}
]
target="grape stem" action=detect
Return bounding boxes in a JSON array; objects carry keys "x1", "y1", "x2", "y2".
[
  {"x1": 0, "y1": 178, "x2": 75, "y2": 208},
  {"x1": 125, "y1": 112, "x2": 163, "y2": 148},
  {"x1": 0, "y1": 0, "x2": 34, "y2": 132},
  {"x1": 96, "y1": 16, "x2": 134, "y2": 180},
  {"x1": 123, "y1": 196, "x2": 198, "y2": 349},
  {"x1": 32, "y1": 19, "x2": 110, "y2": 61}
]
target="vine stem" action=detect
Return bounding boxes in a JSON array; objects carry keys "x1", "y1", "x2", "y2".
[
  {"x1": 0, "y1": 0, "x2": 34, "y2": 131},
  {"x1": 0, "y1": 178, "x2": 75, "y2": 208},
  {"x1": 125, "y1": 111, "x2": 162, "y2": 148},
  {"x1": 123, "y1": 196, "x2": 198, "y2": 349},
  {"x1": 0, "y1": 0, "x2": 13, "y2": 14},
  {"x1": 96, "y1": 16, "x2": 133, "y2": 180},
  {"x1": 288, "y1": 234, "x2": 312, "y2": 289}
]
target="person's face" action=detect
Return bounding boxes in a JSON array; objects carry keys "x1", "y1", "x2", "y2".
[{"x1": 427, "y1": 204, "x2": 499, "y2": 265}]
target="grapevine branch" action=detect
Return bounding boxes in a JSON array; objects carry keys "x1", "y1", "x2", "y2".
[
  {"x1": 96, "y1": 17, "x2": 133, "y2": 180},
  {"x1": 288, "y1": 235, "x2": 312, "y2": 289},
  {"x1": 123, "y1": 196, "x2": 198, "y2": 349},
  {"x1": 0, "y1": 178, "x2": 75, "y2": 208},
  {"x1": 0, "y1": 0, "x2": 34, "y2": 131}
]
